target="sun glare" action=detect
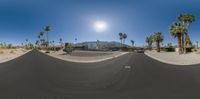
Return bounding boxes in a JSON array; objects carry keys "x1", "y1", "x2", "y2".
[{"x1": 94, "y1": 21, "x2": 107, "y2": 32}]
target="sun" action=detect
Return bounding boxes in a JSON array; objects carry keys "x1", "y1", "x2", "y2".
[{"x1": 94, "y1": 21, "x2": 107, "y2": 32}]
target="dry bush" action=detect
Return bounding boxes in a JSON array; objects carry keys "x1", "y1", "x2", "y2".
[
  {"x1": 10, "y1": 50, "x2": 15, "y2": 54},
  {"x1": 0, "y1": 50, "x2": 4, "y2": 54}
]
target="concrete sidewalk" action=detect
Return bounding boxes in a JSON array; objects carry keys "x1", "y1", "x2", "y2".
[{"x1": 145, "y1": 50, "x2": 200, "y2": 65}]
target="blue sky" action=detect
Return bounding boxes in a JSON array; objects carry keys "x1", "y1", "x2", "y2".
[{"x1": 0, "y1": 0, "x2": 200, "y2": 46}]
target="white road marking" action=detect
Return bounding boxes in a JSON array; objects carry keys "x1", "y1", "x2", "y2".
[{"x1": 124, "y1": 66, "x2": 131, "y2": 69}]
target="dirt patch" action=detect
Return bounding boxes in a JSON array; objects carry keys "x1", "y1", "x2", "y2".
[
  {"x1": 0, "y1": 48, "x2": 30, "y2": 63},
  {"x1": 196, "y1": 49, "x2": 200, "y2": 54}
]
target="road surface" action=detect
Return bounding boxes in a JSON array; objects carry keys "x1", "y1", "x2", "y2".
[{"x1": 0, "y1": 50, "x2": 200, "y2": 99}]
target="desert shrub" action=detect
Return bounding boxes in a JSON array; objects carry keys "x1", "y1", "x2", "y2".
[
  {"x1": 160, "y1": 47, "x2": 165, "y2": 51},
  {"x1": 55, "y1": 47, "x2": 62, "y2": 51},
  {"x1": 128, "y1": 47, "x2": 135, "y2": 51},
  {"x1": 165, "y1": 46, "x2": 175, "y2": 52},
  {"x1": 0, "y1": 50, "x2": 4, "y2": 54},
  {"x1": 63, "y1": 43, "x2": 74, "y2": 54},
  {"x1": 109, "y1": 47, "x2": 120, "y2": 51},
  {"x1": 65, "y1": 43, "x2": 74, "y2": 49},
  {"x1": 25, "y1": 44, "x2": 34, "y2": 50},
  {"x1": 74, "y1": 46, "x2": 86, "y2": 50},
  {"x1": 7, "y1": 44, "x2": 12, "y2": 49},
  {"x1": 186, "y1": 46, "x2": 194, "y2": 52},
  {"x1": 121, "y1": 46, "x2": 129, "y2": 51},
  {"x1": 10, "y1": 50, "x2": 15, "y2": 54}
]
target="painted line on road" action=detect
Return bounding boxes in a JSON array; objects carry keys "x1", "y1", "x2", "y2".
[{"x1": 124, "y1": 66, "x2": 132, "y2": 71}]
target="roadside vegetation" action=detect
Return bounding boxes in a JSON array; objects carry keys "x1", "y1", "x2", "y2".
[
  {"x1": 146, "y1": 32, "x2": 164, "y2": 52},
  {"x1": 146, "y1": 14, "x2": 198, "y2": 55},
  {"x1": 36, "y1": 25, "x2": 52, "y2": 53}
]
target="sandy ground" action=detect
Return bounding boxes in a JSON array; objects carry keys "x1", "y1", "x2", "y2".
[
  {"x1": 196, "y1": 48, "x2": 200, "y2": 54},
  {"x1": 0, "y1": 48, "x2": 30, "y2": 63},
  {"x1": 145, "y1": 50, "x2": 200, "y2": 65},
  {"x1": 42, "y1": 50, "x2": 128, "y2": 63}
]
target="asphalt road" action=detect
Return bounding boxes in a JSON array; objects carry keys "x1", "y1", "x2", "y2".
[{"x1": 0, "y1": 50, "x2": 200, "y2": 99}]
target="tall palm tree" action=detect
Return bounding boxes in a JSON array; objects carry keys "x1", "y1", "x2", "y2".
[
  {"x1": 38, "y1": 35, "x2": 41, "y2": 40},
  {"x1": 131, "y1": 40, "x2": 134, "y2": 47},
  {"x1": 39, "y1": 32, "x2": 45, "y2": 42},
  {"x1": 178, "y1": 14, "x2": 195, "y2": 27},
  {"x1": 59, "y1": 38, "x2": 63, "y2": 48},
  {"x1": 153, "y1": 32, "x2": 164, "y2": 52},
  {"x1": 25, "y1": 39, "x2": 28, "y2": 48},
  {"x1": 35, "y1": 40, "x2": 39, "y2": 48},
  {"x1": 119, "y1": 32, "x2": 123, "y2": 48},
  {"x1": 75, "y1": 38, "x2": 77, "y2": 43},
  {"x1": 39, "y1": 31, "x2": 45, "y2": 37},
  {"x1": 170, "y1": 22, "x2": 183, "y2": 54},
  {"x1": 178, "y1": 14, "x2": 195, "y2": 53},
  {"x1": 26, "y1": 39, "x2": 28, "y2": 43},
  {"x1": 44, "y1": 25, "x2": 51, "y2": 48},
  {"x1": 146, "y1": 35, "x2": 154, "y2": 50},
  {"x1": 39, "y1": 32, "x2": 45, "y2": 48},
  {"x1": 122, "y1": 33, "x2": 127, "y2": 45}
]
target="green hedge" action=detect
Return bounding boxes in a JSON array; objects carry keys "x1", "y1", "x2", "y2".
[
  {"x1": 165, "y1": 46, "x2": 175, "y2": 52},
  {"x1": 186, "y1": 47, "x2": 193, "y2": 52}
]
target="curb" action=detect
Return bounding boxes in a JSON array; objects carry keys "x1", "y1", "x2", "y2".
[{"x1": 46, "y1": 52, "x2": 129, "y2": 63}]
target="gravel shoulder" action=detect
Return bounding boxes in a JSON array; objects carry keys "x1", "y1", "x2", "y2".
[
  {"x1": 0, "y1": 48, "x2": 30, "y2": 63},
  {"x1": 145, "y1": 50, "x2": 200, "y2": 65},
  {"x1": 42, "y1": 50, "x2": 129, "y2": 63}
]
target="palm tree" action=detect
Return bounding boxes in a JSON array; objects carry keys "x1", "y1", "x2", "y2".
[
  {"x1": 38, "y1": 35, "x2": 41, "y2": 40},
  {"x1": 119, "y1": 32, "x2": 123, "y2": 48},
  {"x1": 122, "y1": 33, "x2": 127, "y2": 45},
  {"x1": 35, "y1": 40, "x2": 39, "y2": 48},
  {"x1": 44, "y1": 25, "x2": 51, "y2": 48},
  {"x1": 131, "y1": 40, "x2": 134, "y2": 47},
  {"x1": 25, "y1": 39, "x2": 28, "y2": 48},
  {"x1": 75, "y1": 38, "x2": 77, "y2": 43},
  {"x1": 170, "y1": 22, "x2": 183, "y2": 54},
  {"x1": 39, "y1": 31, "x2": 45, "y2": 37},
  {"x1": 26, "y1": 39, "x2": 28, "y2": 43},
  {"x1": 59, "y1": 38, "x2": 63, "y2": 48},
  {"x1": 146, "y1": 35, "x2": 154, "y2": 50},
  {"x1": 153, "y1": 32, "x2": 164, "y2": 52},
  {"x1": 38, "y1": 32, "x2": 45, "y2": 48},
  {"x1": 178, "y1": 14, "x2": 195, "y2": 53},
  {"x1": 178, "y1": 14, "x2": 195, "y2": 27},
  {"x1": 39, "y1": 32, "x2": 45, "y2": 42}
]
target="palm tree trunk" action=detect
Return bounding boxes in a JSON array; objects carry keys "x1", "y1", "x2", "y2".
[
  {"x1": 178, "y1": 33, "x2": 182, "y2": 54},
  {"x1": 184, "y1": 34, "x2": 187, "y2": 54},
  {"x1": 157, "y1": 41, "x2": 160, "y2": 52},
  {"x1": 46, "y1": 32, "x2": 49, "y2": 50},
  {"x1": 123, "y1": 39, "x2": 125, "y2": 47},
  {"x1": 184, "y1": 22, "x2": 190, "y2": 54},
  {"x1": 148, "y1": 43, "x2": 152, "y2": 50},
  {"x1": 120, "y1": 40, "x2": 122, "y2": 49},
  {"x1": 182, "y1": 33, "x2": 185, "y2": 54}
]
